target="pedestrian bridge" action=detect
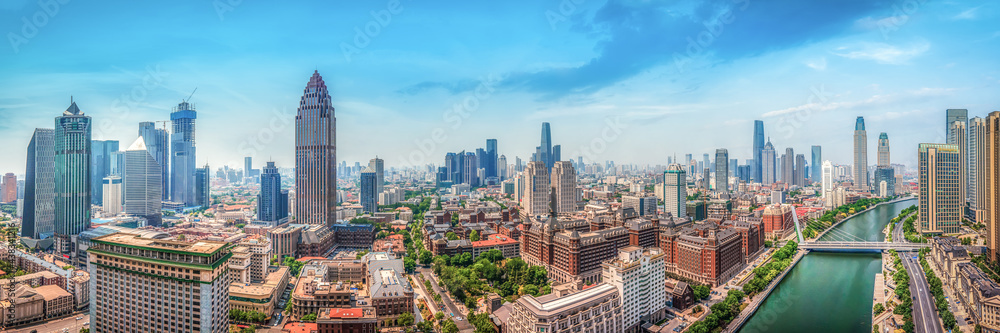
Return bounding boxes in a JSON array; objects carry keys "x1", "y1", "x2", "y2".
[{"x1": 799, "y1": 241, "x2": 929, "y2": 252}]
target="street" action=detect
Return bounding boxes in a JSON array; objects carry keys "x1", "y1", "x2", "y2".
[
  {"x1": 898, "y1": 252, "x2": 943, "y2": 333},
  {"x1": 7, "y1": 313, "x2": 89, "y2": 333},
  {"x1": 892, "y1": 219, "x2": 905, "y2": 243},
  {"x1": 416, "y1": 267, "x2": 475, "y2": 332}
]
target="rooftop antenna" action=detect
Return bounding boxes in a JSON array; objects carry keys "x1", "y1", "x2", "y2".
[{"x1": 184, "y1": 88, "x2": 198, "y2": 103}]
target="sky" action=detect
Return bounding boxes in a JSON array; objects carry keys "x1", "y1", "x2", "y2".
[{"x1": 0, "y1": 0, "x2": 998, "y2": 174}]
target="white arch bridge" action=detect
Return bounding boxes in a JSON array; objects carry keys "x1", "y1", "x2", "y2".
[{"x1": 790, "y1": 203, "x2": 928, "y2": 253}]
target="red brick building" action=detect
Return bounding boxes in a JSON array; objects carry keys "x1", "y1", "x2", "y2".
[
  {"x1": 761, "y1": 204, "x2": 794, "y2": 241},
  {"x1": 659, "y1": 221, "x2": 744, "y2": 286}
]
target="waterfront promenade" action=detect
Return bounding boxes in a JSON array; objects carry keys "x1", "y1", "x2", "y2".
[{"x1": 722, "y1": 250, "x2": 806, "y2": 333}]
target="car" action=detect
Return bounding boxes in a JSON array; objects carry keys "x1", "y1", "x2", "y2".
[{"x1": 76, "y1": 317, "x2": 83, "y2": 320}]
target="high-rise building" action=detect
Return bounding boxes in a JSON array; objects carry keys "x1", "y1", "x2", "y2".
[
  {"x1": 664, "y1": 164, "x2": 686, "y2": 219},
  {"x1": 463, "y1": 152, "x2": 479, "y2": 186},
  {"x1": 521, "y1": 161, "x2": 549, "y2": 218},
  {"x1": 536, "y1": 122, "x2": 553, "y2": 170},
  {"x1": 949, "y1": 121, "x2": 968, "y2": 202},
  {"x1": 507, "y1": 283, "x2": 622, "y2": 333},
  {"x1": 874, "y1": 133, "x2": 895, "y2": 197},
  {"x1": 602, "y1": 247, "x2": 667, "y2": 332},
  {"x1": 368, "y1": 157, "x2": 384, "y2": 194},
  {"x1": 22, "y1": 128, "x2": 54, "y2": 239},
  {"x1": 359, "y1": 167, "x2": 377, "y2": 214},
  {"x1": 551, "y1": 161, "x2": 576, "y2": 214},
  {"x1": 244, "y1": 156, "x2": 254, "y2": 182},
  {"x1": 138, "y1": 121, "x2": 169, "y2": 200},
  {"x1": 810, "y1": 145, "x2": 821, "y2": 181},
  {"x1": 918, "y1": 143, "x2": 961, "y2": 235},
  {"x1": 762, "y1": 140, "x2": 776, "y2": 185},
  {"x1": 753, "y1": 120, "x2": 765, "y2": 183},
  {"x1": 295, "y1": 71, "x2": 338, "y2": 228},
  {"x1": 109, "y1": 150, "x2": 125, "y2": 176},
  {"x1": 552, "y1": 144, "x2": 561, "y2": 164},
  {"x1": 971, "y1": 117, "x2": 987, "y2": 214},
  {"x1": 877, "y1": 133, "x2": 890, "y2": 167},
  {"x1": 854, "y1": 117, "x2": 869, "y2": 191},
  {"x1": 822, "y1": 161, "x2": 833, "y2": 197},
  {"x1": 90, "y1": 140, "x2": 119, "y2": 206},
  {"x1": 486, "y1": 139, "x2": 498, "y2": 179},
  {"x1": 985, "y1": 112, "x2": 1000, "y2": 261},
  {"x1": 124, "y1": 137, "x2": 163, "y2": 227},
  {"x1": 54, "y1": 101, "x2": 91, "y2": 251},
  {"x1": 781, "y1": 148, "x2": 794, "y2": 186},
  {"x1": 88, "y1": 233, "x2": 231, "y2": 332},
  {"x1": 195, "y1": 165, "x2": 211, "y2": 207},
  {"x1": 1, "y1": 173, "x2": 16, "y2": 203},
  {"x1": 947, "y1": 108, "x2": 969, "y2": 143},
  {"x1": 258, "y1": 162, "x2": 288, "y2": 222},
  {"x1": 715, "y1": 149, "x2": 728, "y2": 192},
  {"x1": 497, "y1": 154, "x2": 508, "y2": 181},
  {"x1": 795, "y1": 154, "x2": 806, "y2": 187},
  {"x1": 170, "y1": 101, "x2": 197, "y2": 206},
  {"x1": 102, "y1": 176, "x2": 122, "y2": 217}
]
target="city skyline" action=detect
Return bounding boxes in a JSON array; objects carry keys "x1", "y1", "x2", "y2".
[{"x1": 1, "y1": 1, "x2": 998, "y2": 172}]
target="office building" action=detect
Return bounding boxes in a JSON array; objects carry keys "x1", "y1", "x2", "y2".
[
  {"x1": 195, "y1": 165, "x2": 211, "y2": 207},
  {"x1": 486, "y1": 139, "x2": 498, "y2": 179},
  {"x1": 950, "y1": 121, "x2": 968, "y2": 202},
  {"x1": 854, "y1": 117, "x2": 869, "y2": 191},
  {"x1": 102, "y1": 176, "x2": 122, "y2": 217},
  {"x1": 90, "y1": 140, "x2": 119, "y2": 206},
  {"x1": 877, "y1": 133, "x2": 890, "y2": 167},
  {"x1": 918, "y1": 143, "x2": 961, "y2": 235},
  {"x1": 360, "y1": 167, "x2": 377, "y2": 214},
  {"x1": 660, "y1": 221, "x2": 744, "y2": 286},
  {"x1": 138, "y1": 121, "x2": 169, "y2": 200},
  {"x1": 88, "y1": 233, "x2": 231, "y2": 332},
  {"x1": 521, "y1": 161, "x2": 550, "y2": 218},
  {"x1": 622, "y1": 195, "x2": 657, "y2": 216},
  {"x1": 781, "y1": 148, "x2": 794, "y2": 186},
  {"x1": 368, "y1": 157, "x2": 384, "y2": 194},
  {"x1": 170, "y1": 101, "x2": 197, "y2": 206},
  {"x1": 551, "y1": 161, "x2": 576, "y2": 214},
  {"x1": 753, "y1": 120, "x2": 764, "y2": 183},
  {"x1": 54, "y1": 101, "x2": 91, "y2": 253},
  {"x1": 947, "y1": 108, "x2": 969, "y2": 143},
  {"x1": 664, "y1": 164, "x2": 686, "y2": 219},
  {"x1": 602, "y1": 246, "x2": 666, "y2": 332},
  {"x1": 715, "y1": 149, "x2": 728, "y2": 192},
  {"x1": 822, "y1": 161, "x2": 833, "y2": 197},
  {"x1": 971, "y1": 117, "x2": 987, "y2": 214},
  {"x1": 535, "y1": 122, "x2": 554, "y2": 171},
  {"x1": 124, "y1": 137, "x2": 163, "y2": 226},
  {"x1": 1, "y1": 173, "x2": 16, "y2": 203},
  {"x1": 295, "y1": 71, "x2": 338, "y2": 228},
  {"x1": 873, "y1": 133, "x2": 895, "y2": 197},
  {"x1": 794, "y1": 154, "x2": 806, "y2": 187},
  {"x1": 986, "y1": 112, "x2": 1000, "y2": 261},
  {"x1": 22, "y1": 128, "x2": 54, "y2": 239},
  {"x1": 507, "y1": 283, "x2": 622, "y2": 333},
  {"x1": 810, "y1": 145, "x2": 821, "y2": 181},
  {"x1": 762, "y1": 140, "x2": 776, "y2": 185},
  {"x1": 258, "y1": 162, "x2": 288, "y2": 222}
]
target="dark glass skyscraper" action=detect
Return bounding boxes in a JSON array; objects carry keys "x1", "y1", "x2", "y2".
[
  {"x1": 854, "y1": 117, "x2": 869, "y2": 191},
  {"x1": 536, "y1": 122, "x2": 553, "y2": 170},
  {"x1": 294, "y1": 71, "x2": 337, "y2": 228},
  {"x1": 195, "y1": 164, "x2": 211, "y2": 207},
  {"x1": 810, "y1": 145, "x2": 822, "y2": 181},
  {"x1": 54, "y1": 101, "x2": 91, "y2": 252},
  {"x1": 139, "y1": 121, "x2": 169, "y2": 200},
  {"x1": 90, "y1": 140, "x2": 119, "y2": 206},
  {"x1": 486, "y1": 139, "x2": 498, "y2": 179},
  {"x1": 23, "y1": 128, "x2": 54, "y2": 239},
  {"x1": 170, "y1": 101, "x2": 197, "y2": 205},
  {"x1": 753, "y1": 120, "x2": 764, "y2": 183},
  {"x1": 257, "y1": 161, "x2": 287, "y2": 222},
  {"x1": 715, "y1": 149, "x2": 728, "y2": 192},
  {"x1": 360, "y1": 167, "x2": 377, "y2": 213}
]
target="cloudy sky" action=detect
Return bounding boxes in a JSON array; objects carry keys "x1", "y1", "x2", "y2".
[{"x1": 0, "y1": 0, "x2": 997, "y2": 174}]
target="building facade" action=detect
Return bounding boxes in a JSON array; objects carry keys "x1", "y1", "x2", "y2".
[
  {"x1": 124, "y1": 137, "x2": 163, "y2": 227},
  {"x1": 664, "y1": 164, "x2": 686, "y2": 218},
  {"x1": 551, "y1": 161, "x2": 577, "y2": 214},
  {"x1": 22, "y1": 129, "x2": 55, "y2": 239},
  {"x1": 854, "y1": 117, "x2": 869, "y2": 191},
  {"x1": 295, "y1": 71, "x2": 338, "y2": 228},
  {"x1": 170, "y1": 101, "x2": 198, "y2": 206},
  {"x1": 54, "y1": 101, "x2": 91, "y2": 253},
  {"x1": 601, "y1": 247, "x2": 666, "y2": 332},
  {"x1": 508, "y1": 283, "x2": 622, "y2": 333},
  {"x1": 918, "y1": 143, "x2": 961, "y2": 235}
]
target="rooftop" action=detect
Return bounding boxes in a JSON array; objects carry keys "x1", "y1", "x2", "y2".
[{"x1": 93, "y1": 233, "x2": 229, "y2": 255}]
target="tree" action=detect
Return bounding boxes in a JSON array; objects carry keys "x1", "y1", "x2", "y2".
[
  {"x1": 522, "y1": 284, "x2": 539, "y2": 296},
  {"x1": 873, "y1": 303, "x2": 885, "y2": 315},
  {"x1": 301, "y1": 313, "x2": 317, "y2": 322},
  {"x1": 446, "y1": 232, "x2": 459, "y2": 241},
  {"x1": 399, "y1": 312, "x2": 415, "y2": 327},
  {"x1": 470, "y1": 230, "x2": 480, "y2": 242},
  {"x1": 442, "y1": 319, "x2": 459, "y2": 333},
  {"x1": 420, "y1": 250, "x2": 434, "y2": 265},
  {"x1": 80, "y1": 329, "x2": 90, "y2": 333},
  {"x1": 435, "y1": 312, "x2": 445, "y2": 321},
  {"x1": 693, "y1": 284, "x2": 711, "y2": 300},
  {"x1": 404, "y1": 258, "x2": 417, "y2": 273}
]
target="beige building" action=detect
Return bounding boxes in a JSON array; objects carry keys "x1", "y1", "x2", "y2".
[
  {"x1": 230, "y1": 266, "x2": 290, "y2": 321},
  {"x1": 0, "y1": 285, "x2": 44, "y2": 327},
  {"x1": 601, "y1": 247, "x2": 666, "y2": 332},
  {"x1": 522, "y1": 161, "x2": 551, "y2": 218},
  {"x1": 552, "y1": 161, "x2": 577, "y2": 214},
  {"x1": 955, "y1": 262, "x2": 1000, "y2": 332},
  {"x1": 36, "y1": 285, "x2": 73, "y2": 319},
  {"x1": 88, "y1": 233, "x2": 231, "y2": 333},
  {"x1": 918, "y1": 143, "x2": 962, "y2": 235},
  {"x1": 986, "y1": 112, "x2": 1000, "y2": 261},
  {"x1": 508, "y1": 283, "x2": 623, "y2": 333}
]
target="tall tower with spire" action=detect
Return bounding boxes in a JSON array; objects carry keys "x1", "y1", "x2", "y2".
[
  {"x1": 54, "y1": 99, "x2": 91, "y2": 254},
  {"x1": 294, "y1": 71, "x2": 337, "y2": 228},
  {"x1": 170, "y1": 100, "x2": 197, "y2": 205},
  {"x1": 854, "y1": 117, "x2": 869, "y2": 191}
]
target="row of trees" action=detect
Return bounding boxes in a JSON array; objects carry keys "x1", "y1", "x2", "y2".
[
  {"x1": 889, "y1": 250, "x2": 916, "y2": 333},
  {"x1": 228, "y1": 309, "x2": 268, "y2": 324},
  {"x1": 803, "y1": 197, "x2": 892, "y2": 240},
  {"x1": 918, "y1": 249, "x2": 958, "y2": 329},
  {"x1": 433, "y1": 249, "x2": 551, "y2": 306},
  {"x1": 686, "y1": 289, "x2": 746, "y2": 333},
  {"x1": 742, "y1": 241, "x2": 798, "y2": 295}
]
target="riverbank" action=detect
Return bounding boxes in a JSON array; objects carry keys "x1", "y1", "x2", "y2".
[
  {"x1": 812, "y1": 196, "x2": 915, "y2": 242},
  {"x1": 722, "y1": 250, "x2": 806, "y2": 333}
]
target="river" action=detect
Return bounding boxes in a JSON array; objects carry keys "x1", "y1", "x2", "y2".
[{"x1": 739, "y1": 198, "x2": 917, "y2": 333}]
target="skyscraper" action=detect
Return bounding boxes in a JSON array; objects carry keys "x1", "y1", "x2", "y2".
[
  {"x1": 170, "y1": 101, "x2": 197, "y2": 205},
  {"x1": 54, "y1": 101, "x2": 91, "y2": 251},
  {"x1": 664, "y1": 164, "x2": 686, "y2": 218},
  {"x1": 918, "y1": 143, "x2": 961, "y2": 235},
  {"x1": 497, "y1": 154, "x2": 508, "y2": 181},
  {"x1": 753, "y1": 120, "x2": 765, "y2": 183},
  {"x1": 90, "y1": 140, "x2": 119, "y2": 205},
  {"x1": 244, "y1": 156, "x2": 253, "y2": 181},
  {"x1": 821, "y1": 161, "x2": 833, "y2": 197},
  {"x1": 368, "y1": 157, "x2": 384, "y2": 194},
  {"x1": 985, "y1": 112, "x2": 1000, "y2": 261},
  {"x1": 795, "y1": 154, "x2": 806, "y2": 187},
  {"x1": 762, "y1": 140, "x2": 776, "y2": 185},
  {"x1": 536, "y1": 122, "x2": 553, "y2": 170},
  {"x1": 877, "y1": 133, "x2": 890, "y2": 167},
  {"x1": 22, "y1": 128, "x2": 54, "y2": 239},
  {"x1": 551, "y1": 161, "x2": 576, "y2": 214},
  {"x1": 971, "y1": 117, "x2": 986, "y2": 214},
  {"x1": 781, "y1": 148, "x2": 794, "y2": 186},
  {"x1": 295, "y1": 71, "x2": 338, "y2": 228},
  {"x1": 359, "y1": 167, "x2": 377, "y2": 213},
  {"x1": 125, "y1": 137, "x2": 163, "y2": 227},
  {"x1": 715, "y1": 149, "x2": 728, "y2": 192},
  {"x1": 138, "y1": 121, "x2": 169, "y2": 200},
  {"x1": 853, "y1": 116, "x2": 869, "y2": 191},
  {"x1": 874, "y1": 133, "x2": 895, "y2": 197},
  {"x1": 486, "y1": 139, "x2": 498, "y2": 179},
  {"x1": 810, "y1": 146, "x2": 821, "y2": 181},
  {"x1": 521, "y1": 161, "x2": 550, "y2": 218},
  {"x1": 552, "y1": 144, "x2": 561, "y2": 164},
  {"x1": 1, "y1": 173, "x2": 16, "y2": 203},
  {"x1": 102, "y1": 176, "x2": 122, "y2": 217},
  {"x1": 946, "y1": 108, "x2": 969, "y2": 142},
  {"x1": 258, "y1": 162, "x2": 287, "y2": 222},
  {"x1": 195, "y1": 164, "x2": 211, "y2": 208},
  {"x1": 950, "y1": 121, "x2": 968, "y2": 202}
]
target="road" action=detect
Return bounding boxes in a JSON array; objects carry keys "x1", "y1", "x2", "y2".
[
  {"x1": 892, "y1": 218, "x2": 905, "y2": 243},
  {"x1": 416, "y1": 267, "x2": 475, "y2": 332},
  {"x1": 898, "y1": 252, "x2": 944, "y2": 333},
  {"x1": 7, "y1": 313, "x2": 89, "y2": 333}
]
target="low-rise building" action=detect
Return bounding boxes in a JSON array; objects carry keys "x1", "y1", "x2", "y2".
[
  {"x1": 508, "y1": 283, "x2": 623, "y2": 333},
  {"x1": 955, "y1": 262, "x2": 1000, "y2": 332},
  {"x1": 230, "y1": 266, "x2": 291, "y2": 321},
  {"x1": 317, "y1": 307, "x2": 378, "y2": 333}
]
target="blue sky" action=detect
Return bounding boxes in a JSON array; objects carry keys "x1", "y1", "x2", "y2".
[{"x1": 0, "y1": 0, "x2": 997, "y2": 173}]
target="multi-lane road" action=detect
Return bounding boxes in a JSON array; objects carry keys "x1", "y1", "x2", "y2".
[
  {"x1": 898, "y1": 252, "x2": 944, "y2": 333},
  {"x1": 7, "y1": 313, "x2": 89, "y2": 333}
]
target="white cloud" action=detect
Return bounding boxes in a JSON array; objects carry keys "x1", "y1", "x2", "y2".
[
  {"x1": 832, "y1": 41, "x2": 930, "y2": 65},
  {"x1": 952, "y1": 6, "x2": 982, "y2": 20},
  {"x1": 806, "y1": 57, "x2": 827, "y2": 71},
  {"x1": 761, "y1": 87, "x2": 955, "y2": 118}
]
